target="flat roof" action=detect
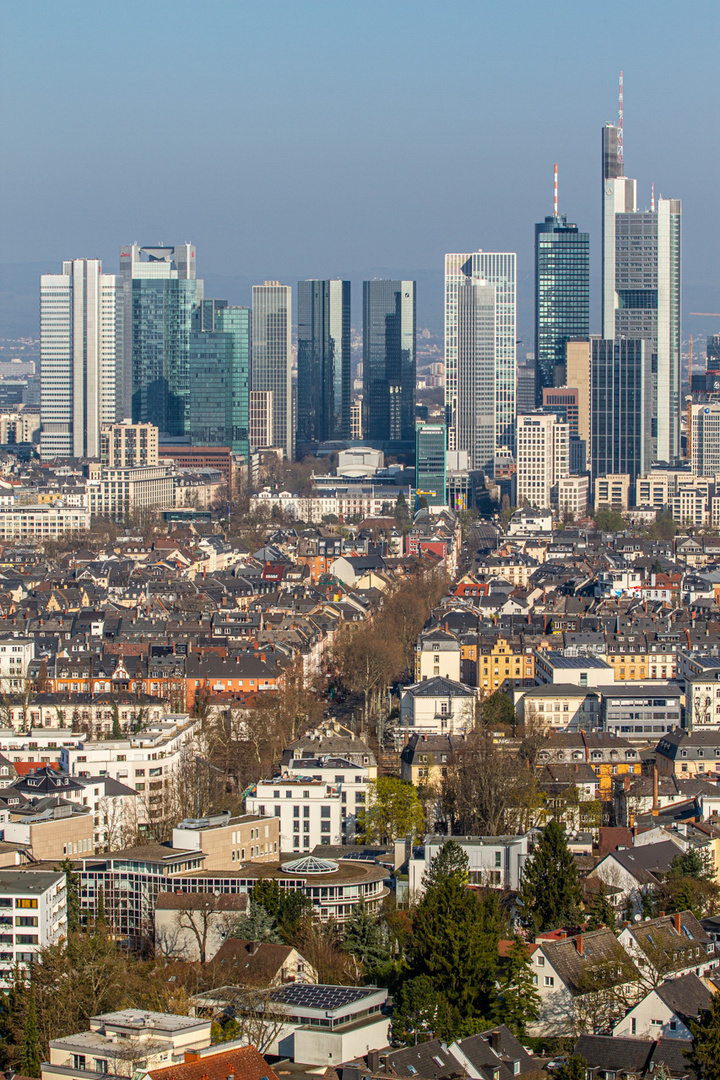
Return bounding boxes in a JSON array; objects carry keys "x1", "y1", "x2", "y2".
[
  {"x1": 538, "y1": 652, "x2": 612, "y2": 669},
  {"x1": 0, "y1": 869, "x2": 63, "y2": 893}
]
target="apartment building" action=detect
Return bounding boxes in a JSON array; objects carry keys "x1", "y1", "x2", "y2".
[{"x1": 0, "y1": 869, "x2": 67, "y2": 985}]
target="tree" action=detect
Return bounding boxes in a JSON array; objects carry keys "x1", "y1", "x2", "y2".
[
  {"x1": 442, "y1": 731, "x2": 519, "y2": 836},
  {"x1": 587, "y1": 885, "x2": 616, "y2": 931},
  {"x1": 494, "y1": 937, "x2": 540, "y2": 1038},
  {"x1": 277, "y1": 891, "x2": 313, "y2": 943},
  {"x1": 649, "y1": 510, "x2": 678, "y2": 541},
  {"x1": 341, "y1": 901, "x2": 389, "y2": 976},
  {"x1": 251, "y1": 879, "x2": 283, "y2": 921},
  {"x1": 670, "y1": 848, "x2": 712, "y2": 882},
  {"x1": 593, "y1": 506, "x2": 626, "y2": 532},
  {"x1": 395, "y1": 491, "x2": 411, "y2": 528},
  {"x1": 479, "y1": 691, "x2": 517, "y2": 730},
  {"x1": 20, "y1": 989, "x2": 41, "y2": 1078},
  {"x1": 553, "y1": 1058, "x2": 587, "y2": 1080},
  {"x1": 687, "y1": 992, "x2": 720, "y2": 1080},
  {"x1": 56, "y1": 857, "x2": 80, "y2": 933},
  {"x1": 359, "y1": 777, "x2": 425, "y2": 845},
  {"x1": 95, "y1": 887, "x2": 107, "y2": 928},
  {"x1": 392, "y1": 975, "x2": 453, "y2": 1045},
  {"x1": 519, "y1": 820, "x2": 583, "y2": 932},
  {"x1": 230, "y1": 906, "x2": 282, "y2": 944},
  {"x1": 422, "y1": 840, "x2": 468, "y2": 891},
  {"x1": 656, "y1": 873, "x2": 720, "y2": 920}
]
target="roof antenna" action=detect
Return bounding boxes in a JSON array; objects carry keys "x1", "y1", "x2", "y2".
[
  {"x1": 651, "y1": 182, "x2": 655, "y2": 212},
  {"x1": 554, "y1": 163, "x2": 558, "y2": 217},
  {"x1": 618, "y1": 71, "x2": 624, "y2": 165}
]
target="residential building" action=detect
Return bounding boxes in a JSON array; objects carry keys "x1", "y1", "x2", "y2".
[
  {"x1": 591, "y1": 338, "x2": 649, "y2": 488},
  {"x1": 534, "y1": 651, "x2": 613, "y2": 688},
  {"x1": 122, "y1": 244, "x2": 203, "y2": 437},
  {"x1": 0, "y1": 505, "x2": 90, "y2": 540},
  {"x1": 457, "y1": 277, "x2": 496, "y2": 472},
  {"x1": 414, "y1": 628, "x2": 461, "y2": 681},
  {"x1": 100, "y1": 422, "x2": 158, "y2": 468},
  {"x1": 399, "y1": 677, "x2": 476, "y2": 736},
  {"x1": 515, "y1": 684, "x2": 601, "y2": 733},
  {"x1": 297, "y1": 280, "x2": 351, "y2": 444},
  {"x1": 153, "y1": 891, "x2": 249, "y2": 962},
  {"x1": 557, "y1": 475, "x2": 589, "y2": 520},
  {"x1": 415, "y1": 424, "x2": 446, "y2": 506},
  {"x1": 363, "y1": 280, "x2": 416, "y2": 445},
  {"x1": 535, "y1": 211, "x2": 590, "y2": 402},
  {"x1": 399, "y1": 733, "x2": 456, "y2": 790},
  {"x1": 516, "y1": 413, "x2": 569, "y2": 510},
  {"x1": 0, "y1": 637, "x2": 33, "y2": 692},
  {"x1": 614, "y1": 973, "x2": 713, "y2": 1041},
  {"x1": 408, "y1": 834, "x2": 531, "y2": 897},
  {"x1": 40, "y1": 259, "x2": 122, "y2": 459},
  {"x1": 535, "y1": 732, "x2": 641, "y2": 798},
  {"x1": 252, "y1": 283, "x2": 293, "y2": 459},
  {"x1": 656, "y1": 729, "x2": 720, "y2": 779},
  {"x1": 86, "y1": 463, "x2": 174, "y2": 520},
  {"x1": 444, "y1": 251, "x2": 516, "y2": 455},
  {"x1": 281, "y1": 722, "x2": 377, "y2": 778},
  {"x1": 0, "y1": 869, "x2": 67, "y2": 986},
  {"x1": 594, "y1": 473, "x2": 630, "y2": 512},
  {"x1": 601, "y1": 124, "x2": 682, "y2": 463},
  {"x1": 617, "y1": 910, "x2": 718, "y2": 985},
  {"x1": 208, "y1": 938, "x2": 317, "y2": 986}
]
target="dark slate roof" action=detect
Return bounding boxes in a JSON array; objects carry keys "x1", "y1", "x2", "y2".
[
  {"x1": 404, "y1": 676, "x2": 475, "y2": 698},
  {"x1": 655, "y1": 973, "x2": 713, "y2": 1024},
  {"x1": 379, "y1": 1039, "x2": 459, "y2": 1080},
  {"x1": 609, "y1": 840, "x2": 682, "y2": 882},
  {"x1": 573, "y1": 1035, "x2": 653, "y2": 1072},
  {"x1": 542, "y1": 928, "x2": 637, "y2": 995}
]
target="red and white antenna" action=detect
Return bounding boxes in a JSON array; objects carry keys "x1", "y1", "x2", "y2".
[
  {"x1": 651, "y1": 183, "x2": 655, "y2": 212},
  {"x1": 553, "y1": 163, "x2": 558, "y2": 217},
  {"x1": 618, "y1": 71, "x2": 624, "y2": 164}
]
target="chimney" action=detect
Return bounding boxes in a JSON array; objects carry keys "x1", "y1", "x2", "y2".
[
  {"x1": 674, "y1": 912, "x2": 682, "y2": 934},
  {"x1": 248, "y1": 940, "x2": 261, "y2": 955},
  {"x1": 368, "y1": 1051, "x2": 381, "y2": 1074},
  {"x1": 184, "y1": 1053, "x2": 201, "y2": 1063},
  {"x1": 576, "y1": 934, "x2": 584, "y2": 956},
  {"x1": 652, "y1": 765, "x2": 659, "y2": 816},
  {"x1": 658, "y1": 911, "x2": 666, "y2": 918},
  {"x1": 487, "y1": 1031, "x2": 501, "y2": 1050}
]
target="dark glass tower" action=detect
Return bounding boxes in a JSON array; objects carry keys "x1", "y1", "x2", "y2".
[
  {"x1": 415, "y1": 423, "x2": 446, "y2": 507},
  {"x1": 188, "y1": 306, "x2": 250, "y2": 458},
  {"x1": 297, "y1": 280, "x2": 351, "y2": 444},
  {"x1": 591, "y1": 338, "x2": 649, "y2": 486},
  {"x1": 535, "y1": 215, "x2": 590, "y2": 403},
  {"x1": 362, "y1": 280, "x2": 416, "y2": 445}
]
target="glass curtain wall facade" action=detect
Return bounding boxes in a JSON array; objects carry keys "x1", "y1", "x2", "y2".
[
  {"x1": 188, "y1": 307, "x2": 250, "y2": 459},
  {"x1": 362, "y1": 280, "x2": 416, "y2": 445},
  {"x1": 456, "y1": 279, "x2": 496, "y2": 474},
  {"x1": 251, "y1": 282, "x2": 293, "y2": 459},
  {"x1": 591, "y1": 338, "x2": 649, "y2": 487},
  {"x1": 534, "y1": 216, "x2": 589, "y2": 403},
  {"x1": 415, "y1": 424, "x2": 447, "y2": 506},
  {"x1": 297, "y1": 280, "x2": 351, "y2": 444}
]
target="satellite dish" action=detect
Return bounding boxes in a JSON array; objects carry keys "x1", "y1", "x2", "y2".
[{"x1": 634, "y1": 914, "x2": 642, "y2": 922}]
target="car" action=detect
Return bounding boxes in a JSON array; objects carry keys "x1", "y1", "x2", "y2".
[{"x1": 546, "y1": 1058, "x2": 568, "y2": 1072}]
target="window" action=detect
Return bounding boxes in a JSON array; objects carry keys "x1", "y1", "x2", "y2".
[
  {"x1": 544, "y1": 976, "x2": 554, "y2": 986},
  {"x1": 16, "y1": 899, "x2": 37, "y2": 909},
  {"x1": 73, "y1": 1057, "x2": 86, "y2": 1071},
  {"x1": 536, "y1": 955, "x2": 545, "y2": 966}
]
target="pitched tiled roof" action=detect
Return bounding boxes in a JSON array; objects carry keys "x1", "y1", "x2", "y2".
[
  {"x1": 211, "y1": 939, "x2": 296, "y2": 985},
  {"x1": 147, "y1": 1045, "x2": 279, "y2": 1080},
  {"x1": 655, "y1": 973, "x2": 713, "y2": 1024},
  {"x1": 543, "y1": 928, "x2": 638, "y2": 995}
]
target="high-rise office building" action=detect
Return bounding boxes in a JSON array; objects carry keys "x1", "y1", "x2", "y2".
[
  {"x1": 40, "y1": 259, "x2": 122, "y2": 459},
  {"x1": 708, "y1": 335, "x2": 720, "y2": 373},
  {"x1": 100, "y1": 422, "x2": 158, "y2": 468},
  {"x1": 121, "y1": 244, "x2": 203, "y2": 438},
  {"x1": 565, "y1": 340, "x2": 592, "y2": 458},
  {"x1": 249, "y1": 390, "x2": 274, "y2": 451},
  {"x1": 444, "y1": 252, "x2": 516, "y2": 454},
  {"x1": 690, "y1": 403, "x2": 720, "y2": 477},
  {"x1": 251, "y1": 282, "x2": 293, "y2": 460},
  {"x1": 456, "y1": 278, "x2": 496, "y2": 473},
  {"x1": 516, "y1": 413, "x2": 569, "y2": 510},
  {"x1": 601, "y1": 125, "x2": 681, "y2": 463},
  {"x1": 188, "y1": 305, "x2": 249, "y2": 459},
  {"x1": 297, "y1": 280, "x2": 351, "y2": 444},
  {"x1": 362, "y1": 280, "x2": 416, "y2": 445},
  {"x1": 591, "y1": 339, "x2": 649, "y2": 487},
  {"x1": 516, "y1": 361, "x2": 537, "y2": 415},
  {"x1": 542, "y1": 387, "x2": 580, "y2": 437},
  {"x1": 415, "y1": 424, "x2": 447, "y2": 507},
  {"x1": 535, "y1": 212, "x2": 589, "y2": 403}
]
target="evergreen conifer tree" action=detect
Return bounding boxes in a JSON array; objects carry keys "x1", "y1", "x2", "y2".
[
  {"x1": 687, "y1": 993, "x2": 720, "y2": 1080},
  {"x1": 21, "y1": 990, "x2": 41, "y2": 1078},
  {"x1": 422, "y1": 840, "x2": 469, "y2": 891},
  {"x1": 553, "y1": 1058, "x2": 587, "y2": 1080},
  {"x1": 519, "y1": 820, "x2": 582, "y2": 931},
  {"x1": 494, "y1": 937, "x2": 540, "y2": 1038},
  {"x1": 96, "y1": 886, "x2": 107, "y2": 927},
  {"x1": 56, "y1": 857, "x2": 80, "y2": 933}
]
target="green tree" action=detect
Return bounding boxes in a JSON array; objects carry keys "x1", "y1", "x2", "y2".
[
  {"x1": 395, "y1": 492, "x2": 411, "y2": 528},
  {"x1": 479, "y1": 690, "x2": 517, "y2": 729},
  {"x1": 649, "y1": 510, "x2": 678, "y2": 540},
  {"x1": 670, "y1": 848, "x2": 711, "y2": 881},
  {"x1": 277, "y1": 890, "x2": 314, "y2": 943},
  {"x1": 20, "y1": 989, "x2": 41, "y2": 1078},
  {"x1": 342, "y1": 901, "x2": 389, "y2": 974},
  {"x1": 359, "y1": 777, "x2": 425, "y2": 845},
  {"x1": 553, "y1": 1058, "x2": 587, "y2": 1080},
  {"x1": 519, "y1": 820, "x2": 583, "y2": 932},
  {"x1": 594, "y1": 506, "x2": 626, "y2": 532},
  {"x1": 251, "y1": 879, "x2": 283, "y2": 921},
  {"x1": 230, "y1": 906, "x2": 282, "y2": 943},
  {"x1": 56, "y1": 857, "x2": 80, "y2": 933},
  {"x1": 687, "y1": 992, "x2": 720, "y2": 1080},
  {"x1": 587, "y1": 884, "x2": 616, "y2": 931},
  {"x1": 422, "y1": 840, "x2": 469, "y2": 891},
  {"x1": 111, "y1": 703, "x2": 122, "y2": 740},
  {"x1": 494, "y1": 937, "x2": 540, "y2": 1038},
  {"x1": 392, "y1": 975, "x2": 453, "y2": 1044}
]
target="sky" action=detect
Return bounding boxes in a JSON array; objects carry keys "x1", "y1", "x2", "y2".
[{"x1": 1, "y1": 0, "x2": 718, "y2": 348}]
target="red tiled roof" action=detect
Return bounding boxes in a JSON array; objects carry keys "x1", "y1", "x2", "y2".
[{"x1": 147, "y1": 1045, "x2": 279, "y2": 1080}]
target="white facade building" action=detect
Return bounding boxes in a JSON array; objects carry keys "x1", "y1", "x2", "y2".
[
  {"x1": 0, "y1": 638, "x2": 34, "y2": 692},
  {"x1": 246, "y1": 773, "x2": 349, "y2": 853},
  {"x1": 456, "y1": 278, "x2": 496, "y2": 472},
  {"x1": 516, "y1": 413, "x2": 570, "y2": 510},
  {"x1": 0, "y1": 504, "x2": 90, "y2": 540},
  {"x1": 0, "y1": 870, "x2": 67, "y2": 985},
  {"x1": 40, "y1": 259, "x2": 122, "y2": 460},
  {"x1": 252, "y1": 283, "x2": 293, "y2": 460},
  {"x1": 444, "y1": 251, "x2": 516, "y2": 455}
]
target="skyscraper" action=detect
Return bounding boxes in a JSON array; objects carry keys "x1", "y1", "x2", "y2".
[
  {"x1": 456, "y1": 278, "x2": 496, "y2": 473},
  {"x1": 362, "y1": 280, "x2": 416, "y2": 445},
  {"x1": 516, "y1": 413, "x2": 569, "y2": 510},
  {"x1": 121, "y1": 244, "x2": 203, "y2": 438},
  {"x1": 601, "y1": 124, "x2": 681, "y2": 463},
  {"x1": 444, "y1": 252, "x2": 516, "y2": 454},
  {"x1": 251, "y1": 282, "x2": 293, "y2": 459},
  {"x1": 591, "y1": 338, "x2": 649, "y2": 487},
  {"x1": 535, "y1": 207, "x2": 589, "y2": 403},
  {"x1": 297, "y1": 280, "x2": 351, "y2": 445},
  {"x1": 415, "y1": 424, "x2": 447, "y2": 507},
  {"x1": 40, "y1": 259, "x2": 122, "y2": 459},
  {"x1": 188, "y1": 307, "x2": 249, "y2": 458}
]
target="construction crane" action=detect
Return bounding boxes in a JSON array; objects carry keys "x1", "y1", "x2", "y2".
[{"x1": 690, "y1": 313, "x2": 720, "y2": 317}]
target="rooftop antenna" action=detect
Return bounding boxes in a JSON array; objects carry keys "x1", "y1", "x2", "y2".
[
  {"x1": 618, "y1": 71, "x2": 624, "y2": 165},
  {"x1": 554, "y1": 163, "x2": 558, "y2": 216},
  {"x1": 651, "y1": 183, "x2": 655, "y2": 212}
]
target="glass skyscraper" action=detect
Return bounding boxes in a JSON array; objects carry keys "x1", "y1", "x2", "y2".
[
  {"x1": 297, "y1": 280, "x2": 351, "y2": 445},
  {"x1": 534, "y1": 215, "x2": 589, "y2": 403},
  {"x1": 415, "y1": 424, "x2": 447, "y2": 507},
  {"x1": 362, "y1": 280, "x2": 416, "y2": 445},
  {"x1": 122, "y1": 244, "x2": 203, "y2": 438},
  {"x1": 251, "y1": 282, "x2": 293, "y2": 460},
  {"x1": 189, "y1": 307, "x2": 250, "y2": 459},
  {"x1": 457, "y1": 278, "x2": 497, "y2": 473},
  {"x1": 591, "y1": 338, "x2": 649, "y2": 487}
]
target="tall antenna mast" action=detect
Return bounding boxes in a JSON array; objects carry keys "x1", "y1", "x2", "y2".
[
  {"x1": 554, "y1": 163, "x2": 558, "y2": 216},
  {"x1": 618, "y1": 70, "x2": 624, "y2": 164},
  {"x1": 651, "y1": 183, "x2": 655, "y2": 212}
]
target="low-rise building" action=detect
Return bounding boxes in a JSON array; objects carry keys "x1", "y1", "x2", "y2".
[
  {"x1": 656, "y1": 729, "x2": 720, "y2": 779},
  {"x1": 534, "y1": 651, "x2": 614, "y2": 688},
  {"x1": 407, "y1": 833, "x2": 531, "y2": 898},
  {"x1": 613, "y1": 973, "x2": 713, "y2": 1041},
  {"x1": 153, "y1": 891, "x2": 249, "y2": 962},
  {"x1": 515, "y1": 684, "x2": 601, "y2": 733},
  {"x1": 414, "y1": 628, "x2": 462, "y2": 682},
  {"x1": 601, "y1": 682, "x2": 684, "y2": 737},
  {"x1": 0, "y1": 869, "x2": 67, "y2": 985},
  {"x1": 399, "y1": 677, "x2": 476, "y2": 736},
  {"x1": 0, "y1": 504, "x2": 90, "y2": 539}
]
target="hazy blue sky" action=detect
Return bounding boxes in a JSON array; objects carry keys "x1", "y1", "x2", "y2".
[{"x1": 1, "y1": 0, "x2": 718, "y2": 345}]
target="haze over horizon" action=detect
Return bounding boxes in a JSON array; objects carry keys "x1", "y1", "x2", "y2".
[{"x1": 1, "y1": 0, "x2": 718, "y2": 349}]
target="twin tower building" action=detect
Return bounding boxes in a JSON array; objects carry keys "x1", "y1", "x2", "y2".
[{"x1": 40, "y1": 118, "x2": 681, "y2": 481}]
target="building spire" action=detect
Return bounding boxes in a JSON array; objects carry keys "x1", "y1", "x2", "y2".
[
  {"x1": 651, "y1": 182, "x2": 655, "y2": 211},
  {"x1": 618, "y1": 71, "x2": 624, "y2": 165},
  {"x1": 554, "y1": 163, "x2": 558, "y2": 217}
]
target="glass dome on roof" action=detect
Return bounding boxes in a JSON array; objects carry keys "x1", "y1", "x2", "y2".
[{"x1": 280, "y1": 855, "x2": 340, "y2": 874}]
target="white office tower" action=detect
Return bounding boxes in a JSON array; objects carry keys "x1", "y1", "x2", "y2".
[
  {"x1": 601, "y1": 123, "x2": 681, "y2": 464},
  {"x1": 457, "y1": 278, "x2": 496, "y2": 473},
  {"x1": 252, "y1": 282, "x2": 293, "y2": 459},
  {"x1": 444, "y1": 251, "x2": 516, "y2": 455},
  {"x1": 40, "y1": 260, "x2": 122, "y2": 460},
  {"x1": 690, "y1": 403, "x2": 720, "y2": 477},
  {"x1": 516, "y1": 413, "x2": 569, "y2": 510}
]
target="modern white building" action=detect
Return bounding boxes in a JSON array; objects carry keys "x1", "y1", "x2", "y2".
[
  {"x1": 690, "y1": 403, "x2": 720, "y2": 477},
  {"x1": 245, "y1": 770, "x2": 354, "y2": 853},
  {"x1": 0, "y1": 504, "x2": 91, "y2": 540},
  {"x1": 516, "y1": 413, "x2": 569, "y2": 510},
  {"x1": 456, "y1": 278, "x2": 496, "y2": 473},
  {"x1": 407, "y1": 834, "x2": 531, "y2": 898},
  {"x1": 0, "y1": 870, "x2": 67, "y2": 985},
  {"x1": 444, "y1": 251, "x2": 516, "y2": 455},
  {"x1": 0, "y1": 638, "x2": 34, "y2": 692},
  {"x1": 252, "y1": 282, "x2": 293, "y2": 459},
  {"x1": 40, "y1": 259, "x2": 122, "y2": 460}
]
